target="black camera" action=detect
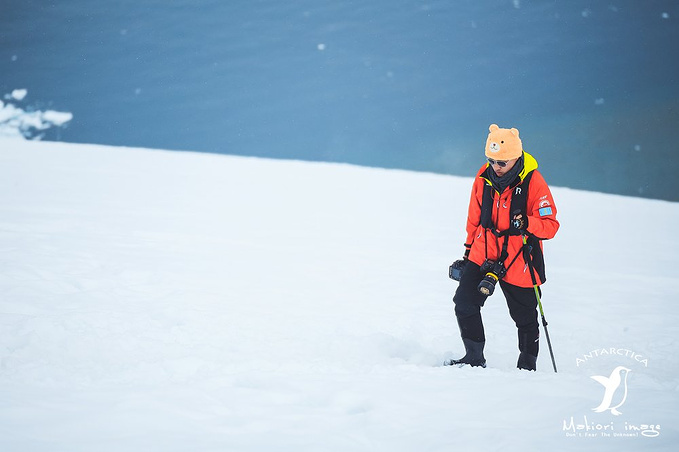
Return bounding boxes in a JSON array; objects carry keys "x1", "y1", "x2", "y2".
[
  {"x1": 449, "y1": 259, "x2": 466, "y2": 281},
  {"x1": 477, "y1": 260, "x2": 507, "y2": 296}
]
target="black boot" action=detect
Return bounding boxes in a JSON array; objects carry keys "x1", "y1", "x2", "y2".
[
  {"x1": 517, "y1": 351, "x2": 537, "y2": 371},
  {"x1": 445, "y1": 338, "x2": 487, "y2": 368},
  {"x1": 517, "y1": 331, "x2": 539, "y2": 371}
]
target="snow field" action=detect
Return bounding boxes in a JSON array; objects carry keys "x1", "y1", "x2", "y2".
[{"x1": 0, "y1": 138, "x2": 677, "y2": 451}]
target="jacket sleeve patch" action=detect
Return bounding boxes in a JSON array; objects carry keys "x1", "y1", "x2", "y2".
[{"x1": 539, "y1": 206, "x2": 553, "y2": 217}]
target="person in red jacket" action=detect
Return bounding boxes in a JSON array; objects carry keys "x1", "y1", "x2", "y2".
[{"x1": 447, "y1": 124, "x2": 559, "y2": 370}]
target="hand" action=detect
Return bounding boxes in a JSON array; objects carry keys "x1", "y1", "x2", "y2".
[{"x1": 510, "y1": 214, "x2": 528, "y2": 234}]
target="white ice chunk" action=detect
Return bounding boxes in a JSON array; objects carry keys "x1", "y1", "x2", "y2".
[
  {"x1": 11, "y1": 89, "x2": 27, "y2": 101},
  {"x1": 42, "y1": 110, "x2": 74, "y2": 126},
  {"x1": 0, "y1": 91, "x2": 72, "y2": 139}
]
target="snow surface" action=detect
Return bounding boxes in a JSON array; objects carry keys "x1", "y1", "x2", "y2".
[{"x1": 0, "y1": 138, "x2": 677, "y2": 451}]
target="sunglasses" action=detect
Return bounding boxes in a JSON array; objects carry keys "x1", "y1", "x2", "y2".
[{"x1": 487, "y1": 158, "x2": 509, "y2": 168}]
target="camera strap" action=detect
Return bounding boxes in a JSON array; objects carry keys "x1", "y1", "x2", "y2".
[
  {"x1": 499, "y1": 234, "x2": 510, "y2": 264},
  {"x1": 479, "y1": 170, "x2": 534, "y2": 233},
  {"x1": 478, "y1": 169, "x2": 545, "y2": 280},
  {"x1": 504, "y1": 239, "x2": 525, "y2": 272}
]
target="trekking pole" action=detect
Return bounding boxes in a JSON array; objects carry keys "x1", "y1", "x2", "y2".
[{"x1": 522, "y1": 235, "x2": 558, "y2": 373}]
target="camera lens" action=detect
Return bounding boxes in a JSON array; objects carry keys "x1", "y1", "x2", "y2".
[{"x1": 478, "y1": 272, "x2": 499, "y2": 296}]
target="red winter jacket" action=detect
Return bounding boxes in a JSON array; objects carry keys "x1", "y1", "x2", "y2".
[{"x1": 465, "y1": 152, "x2": 559, "y2": 288}]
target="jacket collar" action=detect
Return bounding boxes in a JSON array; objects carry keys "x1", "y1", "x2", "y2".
[
  {"x1": 518, "y1": 151, "x2": 538, "y2": 182},
  {"x1": 481, "y1": 151, "x2": 538, "y2": 190}
]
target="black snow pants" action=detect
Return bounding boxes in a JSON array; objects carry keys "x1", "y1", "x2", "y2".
[{"x1": 453, "y1": 261, "x2": 540, "y2": 357}]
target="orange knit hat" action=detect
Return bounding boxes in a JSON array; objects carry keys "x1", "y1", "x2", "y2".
[{"x1": 485, "y1": 124, "x2": 523, "y2": 160}]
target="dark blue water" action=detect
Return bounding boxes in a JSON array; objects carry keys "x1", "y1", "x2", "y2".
[{"x1": 2, "y1": 0, "x2": 678, "y2": 200}]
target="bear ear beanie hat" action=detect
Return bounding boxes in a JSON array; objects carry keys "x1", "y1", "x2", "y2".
[{"x1": 485, "y1": 124, "x2": 523, "y2": 161}]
